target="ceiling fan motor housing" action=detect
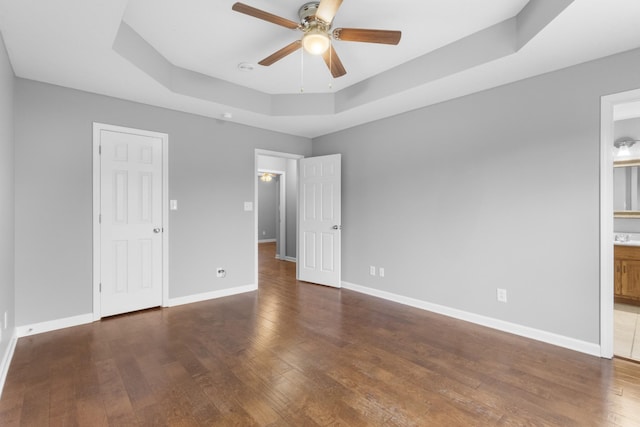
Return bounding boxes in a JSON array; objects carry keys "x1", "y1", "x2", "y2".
[
  {"x1": 298, "y1": 1, "x2": 331, "y2": 55},
  {"x1": 298, "y1": 2, "x2": 322, "y2": 24}
]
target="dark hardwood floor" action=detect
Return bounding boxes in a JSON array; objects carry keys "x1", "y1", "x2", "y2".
[{"x1": 1, "y1": 242, "x2": 640, "y2": 425}]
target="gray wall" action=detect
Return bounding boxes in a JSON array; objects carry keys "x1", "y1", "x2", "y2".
[
  {"x1": 614, "y1": 117, "x2": 640, "y2": 232},
  {"x1": 258, "y1": 175, "x2": 278, "y2": 240},
  {"x1": 312, "y1": 48, "x2": 640, "y2": 345},
  {"x1": 14, "y1": 79, "x2": 311, "y2": 326},
  {"x1": 0, "y1": 33, "x2": 15, "y2": 358}
]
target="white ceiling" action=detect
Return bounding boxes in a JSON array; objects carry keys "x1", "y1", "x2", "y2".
[
  {"x1": 0, "y1": 0, "x2": 639, "y2": 138},
  {"x1": 123, "y1": 0, "x2": 528, "y2": 95}
]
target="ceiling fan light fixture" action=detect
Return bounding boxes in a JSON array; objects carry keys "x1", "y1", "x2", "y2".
[
  {"x1": 302, "y1": 28, "x2": 330, "y2": 55},
  {"x1": 260, "y1": 173, "x2": 274, "y2": 182},
  {"x1": 614, "y1": 137, "x2": 639, "y2": 157}
]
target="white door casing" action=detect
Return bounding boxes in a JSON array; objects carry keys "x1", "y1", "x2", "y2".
[
  {"x1": 93, "y1": 123, "x2": 169, "y2": 318},
  {"x1": 297, "y1": 154, "x2": 342, "y2": 287}
]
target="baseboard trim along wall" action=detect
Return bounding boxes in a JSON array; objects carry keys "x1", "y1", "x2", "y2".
[
  {"x1": 258, "y1": 239, "x2": 276, "y2": 243},
  {"x1": 16, "y1": 313, "x2": 94, "y2": 338},
  {"x1": 341, "y1": 281, "x2": 601, "y2": 357},
  {"x1": 12, "y1": 285, "x2": 258, "y2": 338},
  {"x1": 167, "y1": 284, "x2": 257, "y2": 307},
  {"x1": 0, "y1": 330, "x2": 17, "y2": 399}
]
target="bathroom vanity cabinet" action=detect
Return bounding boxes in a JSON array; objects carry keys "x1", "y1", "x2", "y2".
[{"x1": 614, "y1": 244, "x2": 640, "y2": 305}]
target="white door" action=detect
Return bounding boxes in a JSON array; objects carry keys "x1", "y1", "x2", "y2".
[
  {"x1": 297, "y1": 154, "x2": 341, "y2": 287},
  {"x1": 98, "y1": 127, "x2": 164, "y2": 316}
]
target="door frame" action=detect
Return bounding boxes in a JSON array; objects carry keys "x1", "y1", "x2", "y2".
[
  {"x1": 254, "y1": 149, "x2": 304, "y2": 286},
  {"x1": 600, "y1": 88, "x2": 640, "y2": 358},
  {"x1": 92, "y1": 122, "x2": 169, "y2": 320}
]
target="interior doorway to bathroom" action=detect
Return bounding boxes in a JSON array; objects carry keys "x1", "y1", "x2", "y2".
[
  {"x1": 601, "y1": 88, "x2": 640, "y2": 361},
  {"x1": 611, "y1": 102, "x2": 640, "y2": 362}
]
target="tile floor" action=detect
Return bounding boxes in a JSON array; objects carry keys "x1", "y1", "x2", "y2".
[{"x1": 614, "y1": 303, "x2": 640, "y2": 360}]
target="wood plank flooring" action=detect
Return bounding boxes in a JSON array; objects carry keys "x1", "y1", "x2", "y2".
[{"x1": 2, "y1": 242, "x2": 640, "y2": 425}]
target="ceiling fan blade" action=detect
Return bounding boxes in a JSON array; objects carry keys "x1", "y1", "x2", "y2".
[
  {"x1": 232, "y1": 2, "x2": 299, "y2": 30},
  {"x1": 316, "y1": 0, "x2": 343, "y2": 24},
  {"x1": 333, "y1": 28, "x2": 401, "y2": 45},
  {"x1": 322, "y1": 45, "x2": 346, "y2": 78},
  {"x1": 258, "y1": 40, "x2": 302, "y2": 66}
]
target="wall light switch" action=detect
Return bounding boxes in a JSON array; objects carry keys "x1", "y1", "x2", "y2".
[
  {"x1": 170, "y1": 200, "x2": 178, "y2": 210},
  {"x1": 379, "y1": 267, "x2": 385, "y2": 277},
  {"x1": 369, "y1": 266, "x2": 376, "y2": 276},
  {"x1": 497, "y1": 288, "x2": 508, "y2": 303},
  {"x1": 244, "y1": 202, "x2": 253, "y2": 211}
]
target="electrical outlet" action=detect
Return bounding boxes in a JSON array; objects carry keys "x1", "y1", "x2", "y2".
[
  {"x1": 379, "y1": 267, "x2": 385, "y2": 277},
  {"x1": 216, "y1": 268, "x2": 226, "y2": 278},
  {"x1": 497, "y1": 288, "x2": 508, "y2": 303},
  {"x1": 369, "y1": 266, "x2": 376, "y2": 276}
]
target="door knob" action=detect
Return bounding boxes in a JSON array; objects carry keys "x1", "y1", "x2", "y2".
[
  {"x1": 332, "y1": 225, "x2": 342, "y2": 230},
  {"x1": 153, "y1": 228, "x2": 161, "y2": 233}
]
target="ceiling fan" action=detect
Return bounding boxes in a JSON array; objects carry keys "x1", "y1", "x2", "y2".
[{"x1": 231, "y1": 0, "x2": 401, "y2": 78}]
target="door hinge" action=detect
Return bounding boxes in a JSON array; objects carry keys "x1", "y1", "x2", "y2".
[
  {"x1": 99, "y1": 283, "x2": 102, "y2": 292},
  {"x1": 99, "y1": 214, "x2": 102, "y2": 224},
  {"x1": 98, "y1": 145, "x2": 101, "y2": 155}
]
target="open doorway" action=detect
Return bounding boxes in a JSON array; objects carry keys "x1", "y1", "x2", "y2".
[
  {"x1": 257, "y1": 171, "x2": 284, "y2": 256},
  {"x1": 609, "y1": 98, "x2": 640, "y2": 361},
  {"x1": 254, "y1": 150, "x2": 304, "y2": 286},
  {"x1": 601, "y1": 88, "x2": 640, "y2": 360}
]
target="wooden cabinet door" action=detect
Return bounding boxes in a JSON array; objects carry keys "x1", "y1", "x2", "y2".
[
  {"x1": 622, "y1": 259, "x2": 640, "y2": 301},
  {"x1": 615, "y1": 260, "x2": 623, "y2": 296}
]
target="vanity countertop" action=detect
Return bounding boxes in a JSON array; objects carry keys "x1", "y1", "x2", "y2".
[
  {"x1": 614, "y1": 241, "x2": 640, "y2": 247},
  {"x1": 614, "y1": 233, "x2": 640, "y2": 246}
]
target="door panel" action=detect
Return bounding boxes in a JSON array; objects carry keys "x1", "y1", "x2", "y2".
[
  {"x1": 297, "y1": 154, "x2": 341, "y2": 287},
  {"x1": 100, "y1": 129, "x2": 163, "y2": 316}
]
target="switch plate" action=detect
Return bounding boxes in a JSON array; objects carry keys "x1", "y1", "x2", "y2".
[
  {"x1": 170, "y1": 200, "x2": 178, "y2": 210},
  {"x1": 379, "y1": 267, "x2": 385, "y2": 277},
  {"x1": 369, "y1": 266, "x2": 376, "y2": 276},
  {"x1": 497, "y1": 288, "x2": 507, "y2": 303},
  {"x1": 244, "y1": 202, "x2": 253, "y2": 211}
]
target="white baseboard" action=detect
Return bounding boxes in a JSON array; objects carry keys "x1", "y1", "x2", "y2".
[
  {"x1": 167, "y1": 284, "x2": 257, "y2": 307},
  {"x1": 283, "y1": 256, "x2": 296, "y2": 263},
  {"x1": 341, "y1": 281, "x2": 601, "y2": 357},
  {"x1": 0, "y1": 329, "x2": 17, "y2": 399},
  {"x1": 258, "y1": 239, "x2": 276, "y2": 243},
  {"x1": 16, "y1": 313, "x2": 94, "y2": 338}
]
